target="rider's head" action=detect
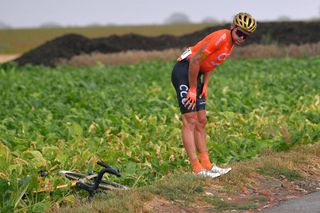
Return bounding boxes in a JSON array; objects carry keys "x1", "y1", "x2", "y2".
[
  {"x1": 231, "y1": 12, "x2": 257, "y2": 45},
  {"x1": 233, "y1": 12, "x2": 257, "y2": 34}
]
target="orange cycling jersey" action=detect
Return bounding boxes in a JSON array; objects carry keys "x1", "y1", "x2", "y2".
[{"x1": 178, "y1": 29, "x2": 234, "y2": 73}]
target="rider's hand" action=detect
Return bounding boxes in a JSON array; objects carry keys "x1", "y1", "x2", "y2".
[
  {"x1": 184, "y1": 87, "x2": 197, "y2": 110},
  {"x1": 199, "y1": 84, "x2": 208, "y2": 100}
]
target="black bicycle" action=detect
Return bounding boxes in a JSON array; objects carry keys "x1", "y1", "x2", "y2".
[{"x1": 59, "y1": 161, "x2": 129, "y2": 199}]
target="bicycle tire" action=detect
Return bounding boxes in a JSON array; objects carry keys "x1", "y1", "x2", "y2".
[{"x1": 60, "y1": 170, "x2": 129, "y2": 191}]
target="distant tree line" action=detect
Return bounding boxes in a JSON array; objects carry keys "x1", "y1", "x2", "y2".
[
  {"x1": 164, "y1": 12, "x2": 222, "y2": 24},
  {"x1": 1, "y1": 9, "x2": 320, "y2": 29}
]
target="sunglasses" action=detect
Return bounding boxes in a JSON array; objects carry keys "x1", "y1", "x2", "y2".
[{"x1": 235, "y1": 29, "x2": 248, "y2": 39}]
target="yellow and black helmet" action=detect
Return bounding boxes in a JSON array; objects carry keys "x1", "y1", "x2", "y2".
[{"x1": 233, "y1": 12, "x2": 257, "y2": 33}]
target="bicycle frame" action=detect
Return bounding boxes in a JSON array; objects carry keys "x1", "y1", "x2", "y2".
[{"x1": 75, "y1": 161, "x2": 122, "y2": 198}]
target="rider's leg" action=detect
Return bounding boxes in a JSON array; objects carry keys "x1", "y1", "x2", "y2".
[
  {"x1": 182, "y1": 112, "x2": 203, "y2": 173},
  {"x1": 194, "y1": 110, "x2": 213, "y2": 170}
]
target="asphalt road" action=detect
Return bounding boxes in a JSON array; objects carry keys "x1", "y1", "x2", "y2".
[{"x1": 262, "y1": 191, "x2": 320, "y2": 213}]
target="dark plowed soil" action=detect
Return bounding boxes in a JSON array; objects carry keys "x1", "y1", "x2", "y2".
[{"x1": 14, "y1": 21, "x2": 320, "y2": 67}]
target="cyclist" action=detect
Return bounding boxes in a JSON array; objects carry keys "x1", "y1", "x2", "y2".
[{"x1": 171, "y1": 13, "x2": 257, "y2": 178}]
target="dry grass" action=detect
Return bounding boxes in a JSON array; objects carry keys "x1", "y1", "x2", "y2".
[
  {"x1": 0, "y1": 54, "x2": 20, "y2": 63},
  {"x1": 59, "y1": 42, "x2": 320, "y2": 67},
  {"x1": 58, "y1": 48, "x2": 182, "y2": 67},
  {"x1": 232, "y1": 42, "x2": 320, "y2": 59}
]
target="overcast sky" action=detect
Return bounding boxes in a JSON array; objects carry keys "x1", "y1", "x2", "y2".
[{"x1": 1, "y1": 0, "x2": 319, "y2": 28}]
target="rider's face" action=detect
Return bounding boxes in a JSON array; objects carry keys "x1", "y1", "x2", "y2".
[{"x1": 232, "y1": 27, "x2": 249, "y2": 45}]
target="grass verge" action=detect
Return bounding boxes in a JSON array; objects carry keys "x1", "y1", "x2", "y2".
[{"x1": 54, "y1": 142, "x2": 320, "y2": 212}]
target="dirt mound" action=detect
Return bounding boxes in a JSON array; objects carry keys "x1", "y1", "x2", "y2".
[
  {"x1": 14, "y1": 34, "x2": 118, "y2": 67},
  {"x1": 14, "y1": 33, "x2": 183, "y2": 67},
  {"x1": 14, "y1": 21, "x2": 320, "y2": 67}
]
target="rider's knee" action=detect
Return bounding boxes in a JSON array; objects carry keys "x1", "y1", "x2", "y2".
[
  {"x1": 182, "y1": 113, "x2": 197, "y2": 130},
  {"x1": 196, "y1": 114, "x2": 207, "y2": 130}
]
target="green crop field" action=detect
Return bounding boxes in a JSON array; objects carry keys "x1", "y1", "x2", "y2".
[
  {"x1": 0, "y1": 57, "x2": 320, "y2": 212},
  {"x1": 0, "y1": 23, "x2": 215, "y2": 54}
]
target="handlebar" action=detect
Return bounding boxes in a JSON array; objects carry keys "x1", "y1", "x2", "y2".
[{"x1": 97, "y1": 161, "x2": 121, "y2": 177}]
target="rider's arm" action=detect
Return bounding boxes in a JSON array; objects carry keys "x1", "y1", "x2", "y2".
[
  {"x1": 199, "y1": 71, "x2": 211, "y2": 99},
  {"x1": 184, "y1": 50, "x2": 207, "y2": 109},
  {"x1": 202, "y1": 71, "x2": 211, "y2": 86},
  {"x1": 188, "y1": 49, "x2": 207, "y2": 89}
]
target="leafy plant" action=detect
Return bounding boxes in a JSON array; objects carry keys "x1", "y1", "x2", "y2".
[{"x1": 0, "y1": 56, "x2": 319, "y2": 211}]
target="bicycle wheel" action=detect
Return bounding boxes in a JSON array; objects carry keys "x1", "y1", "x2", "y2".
[{"x1": 59, "y1": 170, "x2": 129, "y2": 191}]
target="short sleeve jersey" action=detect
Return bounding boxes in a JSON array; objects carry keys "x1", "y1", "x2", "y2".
[{"x1": 185, "y1": 29, "x2": 234, "y2": 73}]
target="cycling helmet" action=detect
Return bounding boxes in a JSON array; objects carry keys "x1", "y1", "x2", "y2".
[{"x1": 233, "y1": 12, "x2": 257, "y2": 33}]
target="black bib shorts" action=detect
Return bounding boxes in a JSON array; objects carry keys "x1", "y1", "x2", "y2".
[{"x1": 171, "y1": 59, "x2": 206, "y2": 114}]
